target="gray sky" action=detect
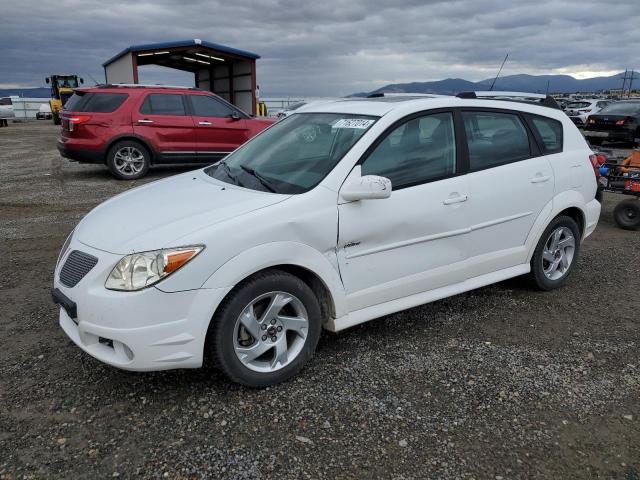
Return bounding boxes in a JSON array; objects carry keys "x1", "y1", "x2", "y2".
[{"x1": 0, "y1": 0, "x2": 638, "y2": 96}]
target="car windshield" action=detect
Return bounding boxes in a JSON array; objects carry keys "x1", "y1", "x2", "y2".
[
  {"x1": 566, "y1": 102, "x2": 590, "y2": 108},
  {"x1": 599, "y1": 102, "x2": 640, "y2": 115},
  {"x1": 205, "y1": 112, "x2": 378, "y2": 194}
]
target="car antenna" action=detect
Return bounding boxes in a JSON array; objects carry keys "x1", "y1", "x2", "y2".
[{"x1": 489, "y1": 53, "x2": 509, "y2": 92}]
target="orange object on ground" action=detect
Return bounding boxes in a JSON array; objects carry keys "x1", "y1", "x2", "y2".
[{"x1": 619, "y1": 150, "x2": 640, "y2": 173}]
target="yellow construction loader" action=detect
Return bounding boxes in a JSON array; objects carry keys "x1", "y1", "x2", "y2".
[{"x1": 45, "y1": 74, "x2": 83, "y2": 125}]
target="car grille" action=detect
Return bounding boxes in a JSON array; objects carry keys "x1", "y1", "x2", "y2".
[{"x1": 59, "y1": 250, "x2": 98, "y2": 288}]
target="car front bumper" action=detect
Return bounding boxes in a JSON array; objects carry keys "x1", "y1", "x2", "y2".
[{"x1": 52, "y1": 239, "x2": 231, "y2": 371}]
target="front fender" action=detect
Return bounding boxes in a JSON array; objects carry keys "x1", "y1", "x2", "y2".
[{"x1": 201, "y1": 241, "x2": 348, "y2": 319}]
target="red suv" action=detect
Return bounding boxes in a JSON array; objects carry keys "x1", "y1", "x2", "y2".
[{"x1": 58, "y1": 85, "x2": 275, "y2": 179}]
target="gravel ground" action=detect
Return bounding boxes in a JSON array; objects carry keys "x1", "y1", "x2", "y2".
[{"x1": 1, "y1": 122, "x2": 639, "y2": 480}]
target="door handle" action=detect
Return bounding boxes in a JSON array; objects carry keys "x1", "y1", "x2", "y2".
[
  {"x1": 137, "y1": 119, "x2": 153, "y2": 124},
  {"x1": 443, "y1": 194, "x2": 468, "y2": 205},
  {"x1": 199, "y1": 121, "x2": 212, "y2": 126},
  {"x1": 531, "y1": 175, "x2": 551, "y2": 184}
]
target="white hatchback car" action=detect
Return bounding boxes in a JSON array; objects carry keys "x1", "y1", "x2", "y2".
[{"x1": 53, "y1": 92, "x2": 601, "y2": 386}]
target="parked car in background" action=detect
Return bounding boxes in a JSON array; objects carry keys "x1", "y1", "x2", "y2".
[
  {"x1": 52, "y1": 92, "x2": 600, "y2": 386},
  {"x1": 36, "y1": 104, "x2": 53, "y2": 120},
  {"x1": 583, "y1": 100, "x2": 640, "y2": 146},
  {"x1": 0, "y1": 97, "x2": 16, "y2": 120},
  {"x1": 57, "y1": 85, "x2": 275, "y2": 179},
  {"x1": 273, "y1": 101, "x2": 307, "y2": 119},
  {"x1": 565, "y1": 99, "x2": 610, "y2": 126}
]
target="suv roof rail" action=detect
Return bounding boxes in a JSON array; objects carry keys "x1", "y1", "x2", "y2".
[
  {"x1": 96, "y1": 83, "x2": 200, "y2": 90},
  {"x1": 456, "y1": 91, "x2": 561, "y2": 110},
  {"x1": 367, "y1": 92, "x2": 448, "y2": 99}
]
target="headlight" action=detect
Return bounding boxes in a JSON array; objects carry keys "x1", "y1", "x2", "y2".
[
  {"x1": 105, "y1": 245, "x2": 204, "y2": 291},
  {"x1": 56, "y1": 228, "x2": 74, "y2": 268}
]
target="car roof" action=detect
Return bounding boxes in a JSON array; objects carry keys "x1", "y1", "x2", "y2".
[
  {"x1": 75, "y1": 84, "x2": 202, "y2": 94},
  {"x1": 298, "y1": 96, "x2": 568, "y2": 120}
]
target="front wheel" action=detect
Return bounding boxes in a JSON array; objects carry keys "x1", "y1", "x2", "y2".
[
  {"x1": 528, "y1": 215, "x2": 581, "y2": 291},
  {"x1": 207, "y1": 270, "x2": 322, "y2": 387},
  {"x1": 614, "y1": 199, "x2": 640, "y2": 230},
  {"x1": 106, "y1": 141, "x2": 150, "y2": 180}
]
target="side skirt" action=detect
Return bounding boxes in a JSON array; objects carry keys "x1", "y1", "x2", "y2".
[{"x1": 325, "y1": 263, "x2": 530, "y2": 332}]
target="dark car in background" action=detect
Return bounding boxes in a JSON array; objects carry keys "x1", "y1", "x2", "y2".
[
  {"x1": 583, "y1": 100, "x2": 640, "y2": 146},
  {"x1": 58, "y1": 85, "x2": 275, "y2": 179}
]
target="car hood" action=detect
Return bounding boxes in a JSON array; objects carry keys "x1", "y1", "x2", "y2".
[{"x1": 75, "y1": 170, "x2": 290, "y2": 254}]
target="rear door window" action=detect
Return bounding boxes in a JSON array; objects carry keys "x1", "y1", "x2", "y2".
[
  {"x1": 64, "y1": 92, "x2": 127, "y2": 112},
  {"x1": 140, "y1": 94, "x2": 186, "y2": 116},
  {"x1": 461, "y1": 111, "x2": 532, "y2": 170},
  {"x1": 528, "y1": 115, "x2": 563, "y2": 154},
  {"x1": 189, "y1": 95, "x2": 235, "y2": 117}
]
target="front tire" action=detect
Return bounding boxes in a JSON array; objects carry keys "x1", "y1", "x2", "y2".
[
  {"x1": 207, "y1": 270, "x2": 322, "y2": 387},
  {"x1": 106, "y1": 140, "x2": 150, "y2": 180},
  {"x1": 528, "y1": 215, "x2": 581, "y2": 291},
  {"x1": 614, "y1": 199, "x2": 640, "y2": 230}
]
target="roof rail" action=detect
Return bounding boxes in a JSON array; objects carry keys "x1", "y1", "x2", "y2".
[
  {"x1": 367, "y1": 92, "x2": 448, "y2": 98},
  {"x1": 456, "y1": 91, "x2": 561, "y2": 110},
  {"x1": 97, "y1": 83, "x2": 199, "y2": 90}
]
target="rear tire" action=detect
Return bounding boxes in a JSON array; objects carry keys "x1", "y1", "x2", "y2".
[
  {"x1": 106, "y1": 140, "x2": 150, "y2": 180},
  {"x1": 528, "y1": 215, "x2": 581, "y2": 291},
  {"x1": 207, "y1": 270, "x2": 322, "y2": 387},
  {"x1": 614, "y1": 199, "x2": 640, "y2": 230}
]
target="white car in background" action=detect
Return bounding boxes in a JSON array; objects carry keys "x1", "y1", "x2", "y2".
[
  {"x1": 565, "y1": 99, "x2": 611, "y2": 126},
  {"x1": 53, "y1": 91, "x2": 600, "y2": 387},
  {"x1": 0, "y1": 97, "x2": 16, "y2": 120}
]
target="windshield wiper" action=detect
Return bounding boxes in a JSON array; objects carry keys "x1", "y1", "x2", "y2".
[
  {"x1": 239, "y1": 165, "x2": 278, "y2": 193},
  {"x1": 216, "y1": 161, "x2": 243, "y2": 186}
]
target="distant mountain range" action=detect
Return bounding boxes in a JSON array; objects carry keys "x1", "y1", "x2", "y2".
[
  {"x1": 2, "y1": 71, "x2": 637, "y2": 99},
  {"x1": 350, "y1": 71, "x2": 639, "y2": 97}
]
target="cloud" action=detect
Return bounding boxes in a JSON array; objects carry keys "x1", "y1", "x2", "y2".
[{"x1": 0, "y1": 0, "x2": 638, "y2": 96}]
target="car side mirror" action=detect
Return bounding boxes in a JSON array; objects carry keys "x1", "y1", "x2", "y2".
[
  {"x1": 341, "y1": 175, "x2": 392, "y2": 202},
  {"x1": 80, "y1": 78, "x2": 84, "y2": 84},
  {"x1": 45, "y1": 77, "x2": 50, "y2": 84},
  {"x1": 230, "y1": 111, "x2": 241, "y2": 121}
]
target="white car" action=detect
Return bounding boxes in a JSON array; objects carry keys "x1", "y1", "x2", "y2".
[
  {"x1": 0, "y1": 97, "x2": 16, "y2": 120},
  {"x1": 565, "y1": 99, "x2": 611, "y2": 126},
  {"x1": 52, "y1": 92, "x2": 601, "y2": 386}
]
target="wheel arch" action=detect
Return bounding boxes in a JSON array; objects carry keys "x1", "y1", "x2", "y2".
[
  {"x1": 201, "y1": 242, "x2": 347, "y2": 327},
  {"x1": 526, "y1": 192, "x2": 588, "y2": 262},
  {"x1": 105, "y1": 135, "x2": 157, "y2": 164}
]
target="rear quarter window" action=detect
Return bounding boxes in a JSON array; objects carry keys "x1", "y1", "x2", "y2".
[
  {"x1": 529, "y1": 115, "x2": 563, "y2": 154},
  {"x1": 64, "y1": 92, "x2": 128, "y2": 113}
]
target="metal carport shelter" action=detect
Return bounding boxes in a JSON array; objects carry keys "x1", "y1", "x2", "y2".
[{"x1": 102, "y1": 39, "x2": 260, "y2": 115}]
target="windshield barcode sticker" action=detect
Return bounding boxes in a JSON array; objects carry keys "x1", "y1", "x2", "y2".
[{"x1": 333, "y1": 119, "x2": 375, "y2": 129}]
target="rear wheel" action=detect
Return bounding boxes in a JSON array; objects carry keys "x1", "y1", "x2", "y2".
[
  {"x1": 207, "y1": 270, "x2": 322, "y2": 387},
  {"x1": 528, "y1": 215, "x2": 581, "y2": 291},
  {"x1": 106, "y1": 140, "x2": 150, "y2": 180},
  {"x1": 614, "y1": 199, "x2": 640, "y2": 230}
]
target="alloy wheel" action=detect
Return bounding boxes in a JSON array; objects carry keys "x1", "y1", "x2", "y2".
[
  {"x1": 542, "y1": 226, "x2": 575, "y2": 281},
  {"x1": 233, "y1": 291, "x2": 309, "y2": 373},
  {"x1": 113, "y1": 146, "x2": 145, "y2": 176}
]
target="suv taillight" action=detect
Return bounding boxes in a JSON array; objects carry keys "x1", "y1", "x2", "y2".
[{"x1": 69, "y1": 115, "x2": 91, "y2": 125}]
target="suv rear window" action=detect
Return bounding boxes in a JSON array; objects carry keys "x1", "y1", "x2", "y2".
[
  {"x1": 140, "y1": 94, "x2": 186, "y2": 116},
  {"x1": 64, "y1": 92, "x2": 128, "y2": 113}
]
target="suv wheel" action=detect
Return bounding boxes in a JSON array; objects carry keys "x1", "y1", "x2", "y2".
[
  {"x1": 208, "y1": 270, "x2": 322, "y2": 387},
  {"x1": 107, "y1": 141, "x2": 150, "y2": 180},
  {"x1": 614, "y1": 199, "x2": 640, "y2": 230},
  {"x1": 529, "y1": 215, "x2": 581, "y2": 291}
]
